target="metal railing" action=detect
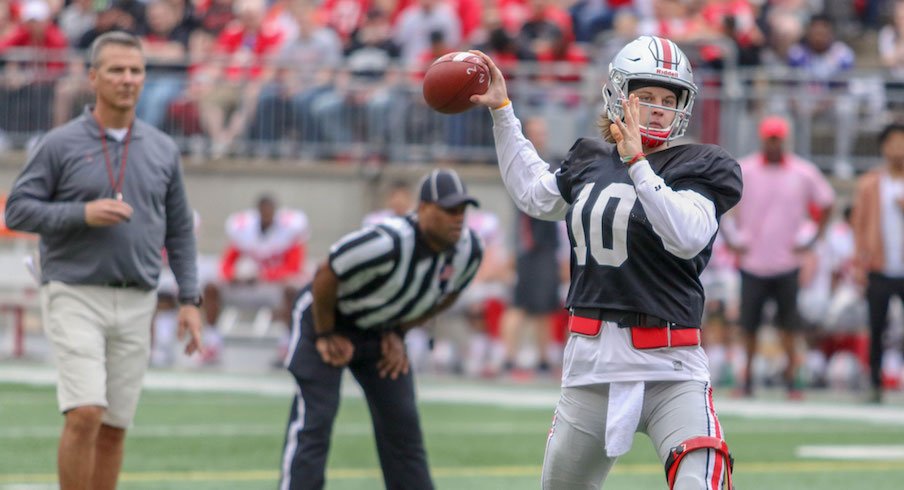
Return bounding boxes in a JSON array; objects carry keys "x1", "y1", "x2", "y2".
[{"x1": 0, "y1": 48, "x2": 900, "y2": 173}]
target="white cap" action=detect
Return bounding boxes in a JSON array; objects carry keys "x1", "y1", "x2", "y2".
[{"x1": 21, "y1": 0, "x2": 51, "y2": 22}]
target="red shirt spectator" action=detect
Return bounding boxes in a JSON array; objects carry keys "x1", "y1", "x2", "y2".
[
  {"x1": 0, "y1": 0, "x2": 68, "y2": 76},
  {"x1": 317, "y1": 0, "x2": 371, "y2": 45},
  {"x1": 213, "y1": 2, "x2": 284, "y2": 82}
]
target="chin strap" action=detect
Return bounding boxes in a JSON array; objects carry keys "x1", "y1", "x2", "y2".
[
  {"x1": 665, "y1": 436, "x2": 734, "y2": 490},
  {"x1": 640, "y1": 126, "x2": 671, "y2": 148}
]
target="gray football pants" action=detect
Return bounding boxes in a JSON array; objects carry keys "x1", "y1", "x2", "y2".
[{"x1": 542, "y1": 380, "x2": 728, "y2": 490}]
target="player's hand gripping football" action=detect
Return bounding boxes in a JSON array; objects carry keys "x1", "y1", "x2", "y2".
[
  {"x1": 610, "y1": 94, "x2": 644, "y2": 161},
  {"x1": 378, "y1": 330, "x2": 409, "y2": 380},
  {"x1": 467, "y1": 50, "x2": 509, "y2": 110}
]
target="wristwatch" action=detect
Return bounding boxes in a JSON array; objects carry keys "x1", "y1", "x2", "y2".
[{"x1": 179, "y1": 296, "x2": 203, "y2": 307}]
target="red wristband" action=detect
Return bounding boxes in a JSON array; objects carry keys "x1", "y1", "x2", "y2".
[{"x1": 622, "y1": 152, "x2": 646, "y2": 165}]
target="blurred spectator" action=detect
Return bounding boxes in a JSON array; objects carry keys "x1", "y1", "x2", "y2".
[
  {"x1": 698, "y1": 0, "x2": 765, "y2": 67},
  {"x1": 472, "y1": 11, "x2": 533, "y2": 78},
  {"x1": 850, "y1": 123, "x2": 904, "y2": 404},
  {"x1": 701, "y1": 232, "x2": 741, "y2": 387},
  {"x1": 568, "y1": 0, "x2": 625, "y2": 43},
  {"x1": 196, "y1": 0, "x2": 236, "y2": 35},
  {"x1": 58, "y1": 0, "x2": 96, "y2": 45},
  {"x1": 53, "y1": 1, "x2": 140, "y2": 128},
  {"x1": 431, "y1": 206, "x2": 509, "y2": 375},
  {"x1": 317, "y1": 0, "x2": 371, "y2": 48},
  {"x1": 203, "y1": 195, "x2": 310, "y2": 363},
  {"x1": 760, "y1": 4, "x2": 805, "y2": 67},
  {"x1": 498, "y1": 116, "x2": 563, "y2": 375},
  {"x1": 0, "y1": 0, "x2": 68, "y2": 135},
  {"x1": 534, "y1": 26, "x2": 588, "y2": 84},
  {"x1": 786, "y1": 14, "x2": 859, "y2": 176},
  {"x1": 392, "y1": 0, "x2": 483, "y2": 42},
  {"x1": 136, "y1": 0, "x2": 192, "y2": 130},
  {"x1": 638, "y1": 0, "x2": 704, "y2": 43},
  {"x1": 249, "y1": 0, "x2": 342, "y2": 157},
  {"x1": 111, "y1": 0, "x2": 148, "y2": 33},
  {"x1": 879, "y1": 0, "x2": 904, "y2": 110},
  {"x1": 879, "y1": 0, "x2": 904, "y2": 76},
  {"x1": 77, "y1": 1, "x2": 140, "y2": 49},
  {"x1": 516, "y1": 0, "x2": 573, "y2": 61},
  {"x1": 797, "y1": 206, "x2": 868, "y2": 389},
  {"x1": 498, "y1": 0, "x2": 572, "y2": 44},
  {"x1": 362, "y1": 179, "x2": 415, "y2": 227},
  {"x1": 722, "y1": 115, "x2": 835, "y2": 399},
  {"x1": 393, "y1": 0, "x2": 461, "y2": 67},
  {"x1": 167, "y1": 0, "x2": 202, "y2": 37},
  {"x1": 165, "y1": 28, "x2": 215, "y2": 140},
  {"x1": 196, "y1": 0, "x2": 284, "y2": 157},
  {"x1": 312, "y1": 6, "x2": 401, "y2": 160},
  {"x1": 0, "y1": 1, "x2": 14, "y2": 38},
  {"x1": 597, "y1": 8, "x2": 639, "y2": 67},
  {"x1": 458, "y1": 207, "x2": 510, "y2": 377}
]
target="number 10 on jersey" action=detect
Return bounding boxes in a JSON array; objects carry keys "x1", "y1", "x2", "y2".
[{"x1": 570, "y1": 183, "x2": 637, "y2": 267}]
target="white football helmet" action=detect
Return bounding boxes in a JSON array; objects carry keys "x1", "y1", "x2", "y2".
[{"x1": 602, "y1": 36, "x2": 697, "y2": 147}]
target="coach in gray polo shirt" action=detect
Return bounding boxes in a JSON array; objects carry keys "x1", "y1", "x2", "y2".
[{"x1": 4, "y1": 32, "x2": 203, "y2": 490}]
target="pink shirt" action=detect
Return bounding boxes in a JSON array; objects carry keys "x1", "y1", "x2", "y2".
[{"x1": 731, "y1": 153, "x2": 835, "y2": 276}]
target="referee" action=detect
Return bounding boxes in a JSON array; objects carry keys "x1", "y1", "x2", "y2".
[{"x1": 279, "y1": 169, "x2": 484, "y2": 490}]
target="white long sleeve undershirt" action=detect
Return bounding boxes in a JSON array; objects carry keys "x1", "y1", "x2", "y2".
[{"x1": 490, "y1": 104, "x2": 718, "y2": 260}]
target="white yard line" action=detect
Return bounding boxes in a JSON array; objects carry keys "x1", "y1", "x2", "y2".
[
  {"x1": 3, "y1": 364, "x2": 904, "y2": 426},
  {"x1": 796, "y1": 445, "x2": 904, "y2": 460}
]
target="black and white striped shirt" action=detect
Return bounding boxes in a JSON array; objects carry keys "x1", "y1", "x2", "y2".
[{"x1": 329, "y1": 214, "x2": 483, "y2": 330}]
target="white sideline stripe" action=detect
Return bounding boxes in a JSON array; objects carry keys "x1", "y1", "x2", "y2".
[
  {"x1": 796, "y1": 445, "x2": 904, "y2": 460},
  {"x1": 3, "y1": 365, "x2": 904, "y2": 426},
  {"x1": 0, "y1": 422, "x2": 548, "y2": 439}
]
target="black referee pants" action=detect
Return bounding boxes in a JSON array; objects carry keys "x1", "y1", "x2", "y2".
[
  {"x1": 866, "y1": 273, "x2": 904, "y2": 391},
  {"x1": 279, "y1": 293, "x2": 433, "y2": 490}
]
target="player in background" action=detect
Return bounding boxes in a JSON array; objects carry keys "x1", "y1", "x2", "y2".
[
  {"x1": 204, "y1": 195, "x2": 310, "y2": 364},
  {"x1": 362, "y1": 179, "x2": 415, "y2": 227},
  {"x1": 721, "y1": 116, "x2": 834, "y2": 399},
  {"x1": 471, "y1": 35, "x2": 741, "y2": 489}
]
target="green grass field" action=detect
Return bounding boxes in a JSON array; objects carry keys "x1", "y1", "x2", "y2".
[{"x1": 2, "y1": 379, "x2": 904, "y2": 490}]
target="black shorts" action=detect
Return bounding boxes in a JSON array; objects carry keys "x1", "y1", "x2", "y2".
[
  {"x1": 512, "y1": 252, "x2": 560, "y2": 314},
  {"x1": 739, "y1": 269, "x2": 800, "y2": 333}
]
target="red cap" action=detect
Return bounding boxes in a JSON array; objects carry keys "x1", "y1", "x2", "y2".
[{"x1": 759, "y1": 116, "x2": 789, "y2": 139}]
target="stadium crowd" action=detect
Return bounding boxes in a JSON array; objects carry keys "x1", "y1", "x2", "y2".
[{"x1": 0, "y1": 0, "x2": 896, "y2": 163}]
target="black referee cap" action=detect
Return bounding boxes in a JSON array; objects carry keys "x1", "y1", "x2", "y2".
[{"x1": 419, "y1": 169, "x2": 480, "y2": 209}]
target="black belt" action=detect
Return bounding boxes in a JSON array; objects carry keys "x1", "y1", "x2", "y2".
[
  {"x1": 571, "y1": 308, "x2": 691, "y2": 329},
  {"x1": 104, "y1": 281, "x2": 144, "y2": 289}
]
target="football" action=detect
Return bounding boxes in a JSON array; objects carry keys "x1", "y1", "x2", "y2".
[{"x1": 422, "y1": 52, "x2": 490, "y2": 114}]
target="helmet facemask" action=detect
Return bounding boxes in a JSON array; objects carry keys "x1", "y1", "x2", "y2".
[{"x1": 601, "y1": 36, "x2": 698, "y2": 148}]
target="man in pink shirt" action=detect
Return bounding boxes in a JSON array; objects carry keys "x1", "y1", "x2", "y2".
[{"x1": 724, "y1": 115, "x2": 835, "y2": 398}]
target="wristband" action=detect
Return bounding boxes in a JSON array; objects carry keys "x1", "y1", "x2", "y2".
[
  {"x1": 314, "y1": 330, "x2": 335, "y2": 340},
  {"x1": 621, "y1": 152, "x2": 646, "y2": 165},
  {"x1": 494, "y1": 98, "x2": 511, "y2": 110}
]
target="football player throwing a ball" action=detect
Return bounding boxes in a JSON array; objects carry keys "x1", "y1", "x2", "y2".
[{"x1": 470, "y1": 36, "x2": 742, "y2": 489}]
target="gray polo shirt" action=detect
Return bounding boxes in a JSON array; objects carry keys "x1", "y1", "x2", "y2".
[{"x1": 4, "y1": 107, "x2": 198, "y2": 301}]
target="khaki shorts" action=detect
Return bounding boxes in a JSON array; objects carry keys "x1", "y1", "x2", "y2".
[{"x1": 41, "y1": 282, "x2": 157, "y2": 428}]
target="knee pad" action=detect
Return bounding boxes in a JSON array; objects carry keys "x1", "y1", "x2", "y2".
[{"x1": 665, "y1": 436, "x2": 734, "y2": 490}]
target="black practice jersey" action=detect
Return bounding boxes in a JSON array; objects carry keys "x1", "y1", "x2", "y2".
[{"x1": 555, "y1": 139, "x2": 742, "y2": 327}]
